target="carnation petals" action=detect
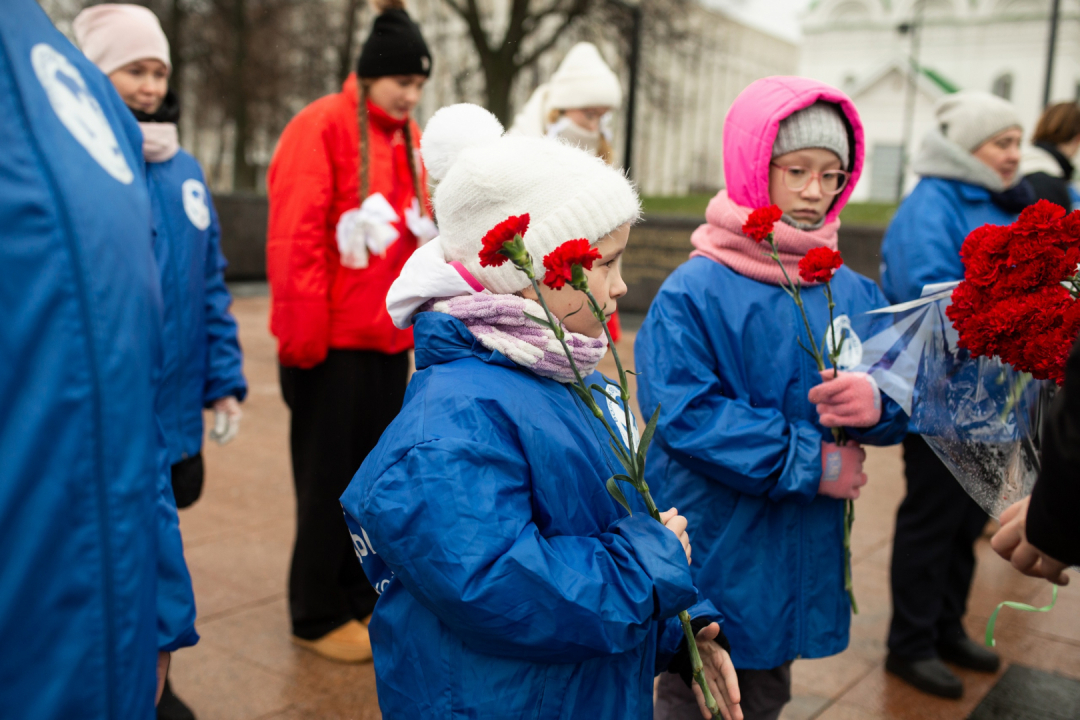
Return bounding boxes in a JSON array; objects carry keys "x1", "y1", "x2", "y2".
[
  {"x1": 948, "y1": 200, "x2": 1080, "y2": 385},
  {"x1": 798, "y1": 247, "x2": 843, "y2": 284},
  {"x1": 542, "y1": 239, "x2": 601, "y2": 290},
  {"x1": 479, "y1": 214, "x2": 530, "y2": 268},
  {"x1": 742, "y1": 204, "x2": 783, "y2": 243}
]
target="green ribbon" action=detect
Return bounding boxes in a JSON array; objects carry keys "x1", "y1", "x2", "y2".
[{"x1": 984, "y1": 584, "x2": 1059, "y2": 648}]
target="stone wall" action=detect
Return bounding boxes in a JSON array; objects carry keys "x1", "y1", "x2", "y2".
[{"x1": 215, "y1": 194, "x2": 886, "y2": 310}]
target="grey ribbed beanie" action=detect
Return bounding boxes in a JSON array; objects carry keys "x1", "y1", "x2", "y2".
[
  {"x1": 772, "y1": 102, "x2": 851, "y2": 169},
  {"x1": 934, "y1": 91, "x2": 1022, "y2": 152}
]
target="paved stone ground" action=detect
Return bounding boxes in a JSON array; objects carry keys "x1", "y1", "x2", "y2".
[{"x1": 171, "y1": 294, "x2": 1078, "y2": 720}]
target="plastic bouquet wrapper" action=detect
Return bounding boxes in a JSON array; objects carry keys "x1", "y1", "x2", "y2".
[{"x1": 847, "y1": 282, "x2": 1050, "y2": 518}]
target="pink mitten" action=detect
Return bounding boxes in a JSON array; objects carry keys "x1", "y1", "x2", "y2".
[
  {"x1": 808, "y1": 370, "x2": 881, "y2": 428},
  {"x1": 819, "y1": 441, "x2": 868, "y2": 500}
]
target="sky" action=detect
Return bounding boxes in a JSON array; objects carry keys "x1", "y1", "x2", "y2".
[{"x1": 700, "y1": 0, "x2": 816, "y2": 43}]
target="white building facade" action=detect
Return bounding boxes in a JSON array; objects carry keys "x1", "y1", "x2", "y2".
[
  {"x1": 415, "y1": 0, "x2": 799, "y2": 196},
  {"x1": 800, "y1": 0, "x2": 1080, "y2": 201}
]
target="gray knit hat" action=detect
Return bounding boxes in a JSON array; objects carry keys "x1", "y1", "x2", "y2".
[
  {"x1": 772, "y1": 102, "x2": 851, "y2": 169},
  {"x1": 934, "y1": 91, "x2": 1022, "y2": 152}
]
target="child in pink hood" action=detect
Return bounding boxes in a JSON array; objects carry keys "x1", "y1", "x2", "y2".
[{"x1": 636, "y1": 76, "x2": 909, "y2": 720}]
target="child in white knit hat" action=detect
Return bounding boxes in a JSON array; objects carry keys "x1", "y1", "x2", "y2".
[{"x1": 340, "y1": 104, "x2": 742, "y2": 720}]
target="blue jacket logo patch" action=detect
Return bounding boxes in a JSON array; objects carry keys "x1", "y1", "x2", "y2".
[
  {"x1": 30, "y1": 43, "x2": 133, "y2": 185},
  {"x1": 823, "y1": 314, "x2": 863, "y2": 370},
  {"x1": 181, "y1": 179, "x2": 211, "y2": 230}
]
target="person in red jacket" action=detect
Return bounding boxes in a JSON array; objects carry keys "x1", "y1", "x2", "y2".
[{"x1": 266, "y1": 0, "x2": 432, "y2": 663}]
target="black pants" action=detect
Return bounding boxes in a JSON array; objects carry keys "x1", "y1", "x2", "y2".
[
  {"x1": 280, "y1": 348, "x2": 410, "y2": 640},
  {"x1": 887, "y1": 435, "x2": 989, "y2": 659},
  {"x1": 171, "y1": 453, "x2": 204, "y2": 509},
  {"x1": 654, "y1": 661, "x2": 792, "y2": 720}
]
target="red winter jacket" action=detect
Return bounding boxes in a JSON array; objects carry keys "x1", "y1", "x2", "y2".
[{"x1": 267, "y1": 74, "x2": 428, "y2": 368}]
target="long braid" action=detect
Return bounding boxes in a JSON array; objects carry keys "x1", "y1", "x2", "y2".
[
  {"x1": 401, "y1": 117, "x2": 427, "y2": 217},
  {"x1": 358, "y1": 81, "x2": 371, "y2": 204}
]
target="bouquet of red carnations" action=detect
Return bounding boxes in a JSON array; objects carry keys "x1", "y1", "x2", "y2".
[{"x1": 948, "y1": 200, "x2": 1080, "y2": 385}]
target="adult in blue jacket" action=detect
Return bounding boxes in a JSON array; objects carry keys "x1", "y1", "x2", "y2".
[
  {"x1": 638, "y1": 77, "x2": 909, "y2": 720},
  {"x1": 879, "y1": 92, "x2": 1034, "y2": 698},
  {"x1": 342, "y1": 103, "x2": 742, "y2": 720},
  {"x1": 0, "y1": 2, "x2": 198, "y2": 718},
  {"x1": 74, "y1": 5, "x2": 246, "y2": 515}
]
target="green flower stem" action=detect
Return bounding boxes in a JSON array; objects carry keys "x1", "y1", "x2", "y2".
[
  {"x1": 583, "y1": 290, "x2": 639, "y2": 469},
  {"x1": 845, "y1": 499, "x2": 857, "y2": 614},
  {"x1": 580, "y1": 289, "x2": 722, "y2": 719},
  {"x1": 512, "y1": 251, "x2": 722, "y2": 718},
  {"x1": 764, "y1": 236, "x2": 856, "y2": 613},
  {"x1": 768, "y1": 236, "x2": 824, "y2": 370},
  {"x1": 823, "y1": 282, "x2": 840, "y2": 379}
]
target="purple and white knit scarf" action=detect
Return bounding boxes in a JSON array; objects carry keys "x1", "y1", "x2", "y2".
[{"x1": 430, "y1": 293, "x2": 607, "y2": 383}]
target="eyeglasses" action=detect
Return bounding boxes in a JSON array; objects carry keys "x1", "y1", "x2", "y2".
[{"x1": 770, "y1": 163, "x2": 850, "y2": 195}]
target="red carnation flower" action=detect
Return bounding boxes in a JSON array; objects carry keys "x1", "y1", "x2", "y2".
[
  {"x1": 1014, "y1": 199, "x2": 1067, "y2": 236},
  {"x1": 742, "y1": 205, "x2": 783, "y2": 243},
  {"x1": 542, "y1": 238, "x2": 602, "y2": 290},
  {"x1": 798, "y1": 247, "x2": 844, "y2": 284},
  {"x1": 479, "y1": 214, "x2": 530, "y2": 268}
]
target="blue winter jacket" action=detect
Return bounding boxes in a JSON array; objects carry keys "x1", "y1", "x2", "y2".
[
  {"x1": 341, "y1": 312, "x2": 720, "y2": 719},
  {"x1": 635, "y1": 257, "x2": 909, "y2": 669},
  {"x1": 880, "y1": 177, "x2": 1022, "y2": 304},
  {"x1": 0, "y1": 3, "x2": 197, "y2": 718},
  {"x1": 147, "y1": 153, "x2": 246, "y2": 465}
]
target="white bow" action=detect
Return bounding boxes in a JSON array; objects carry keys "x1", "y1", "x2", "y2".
[
  {"x1": 404, "y1": 198, "x2": 439, "y2": 245},
  {"x1": 335, "y1": 193, "x2": 400, "y2": 269}
]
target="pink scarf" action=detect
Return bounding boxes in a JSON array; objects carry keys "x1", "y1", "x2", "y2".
[
  {"x1": 139, "y1": 122, "x2": 180, "y2": 163},
  {"x1": 690, "y1": 190, "x2": 840, "y2": 286}
]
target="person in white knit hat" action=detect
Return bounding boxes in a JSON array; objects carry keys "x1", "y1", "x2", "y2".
[
  {"x1": 510, "y1": 42, "x2": 627, "y2": 338},
  {"x1": 510, "y1": 42, "x2": 622, "y2": 164},
  {"x1": 341, "y1": 103, "x2": 743, "y2": 720}
]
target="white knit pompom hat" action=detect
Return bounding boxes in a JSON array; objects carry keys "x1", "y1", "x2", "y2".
[
  {"x1": 548, "y1": 43, "x2": 622, "y2": 111},
  {"x1": 422, "y1": 103, "x2": 640, "y2": 294}
]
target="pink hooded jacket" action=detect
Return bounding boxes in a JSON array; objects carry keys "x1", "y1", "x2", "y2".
[
  {"x1": 691, "y1": 76, "x2": 866, "y2": 284},
  {"x1": 723, "y1": 75, "x2": 865, "y2": 225}
]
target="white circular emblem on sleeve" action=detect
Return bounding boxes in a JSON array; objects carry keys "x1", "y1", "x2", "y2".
[
  {"x1": 607, "y1": 394, "x2": 640, "y2": 449},
  {"x1": 823, "y1": 314, "x2": 864, "y2": 370},
  {"x1": 30, "y1": 43, "x2": 134, "y2": 185},
  {"x1": 181, "y1": 179, "x2": 212, "y2": 230}
]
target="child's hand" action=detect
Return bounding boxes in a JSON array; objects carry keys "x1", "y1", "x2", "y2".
[
  {"x1": 818, "y1": 441, "x2": 867, "y2": 500},
  {"x1": 808, "y1": 370, "x2": 881, "y2": 428},
  {"x1": 659, "y1": 508, "x2": 691, "y2": 565},
  {"x1": 694, "y1": 622, "x2": 743, "y2": 720}
]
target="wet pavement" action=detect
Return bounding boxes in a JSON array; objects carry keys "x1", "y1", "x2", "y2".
[{"x1": 170, "y1": 294, "x2": 1078, "y2": 719}]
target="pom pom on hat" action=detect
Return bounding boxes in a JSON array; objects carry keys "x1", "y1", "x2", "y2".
[
  {"x1": 73, "y1": 4, "x2": 171, "y2": 77},
  {"x1": 935, "y1": 91, "x2": 1022, "y2": 152},
  {"x1": 423, "y1": 104, "x2": 640, "y2": 295},
  {"x1": 421, "y1": 104, "x2": 504, "y2": 182},
  {"x1": 547, "y1": 43, "x2": 622, "y2": 111}
]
